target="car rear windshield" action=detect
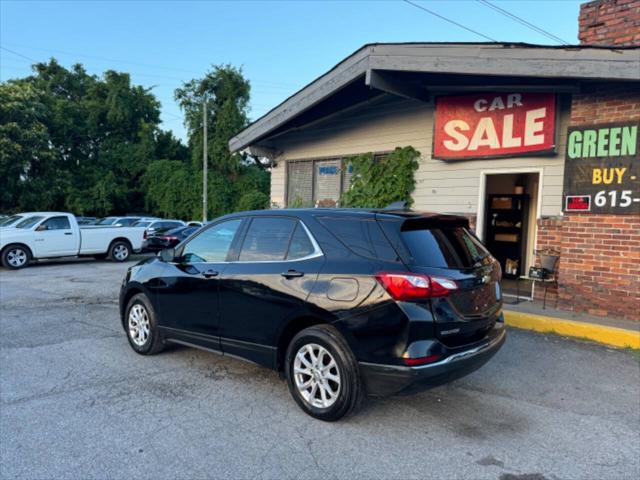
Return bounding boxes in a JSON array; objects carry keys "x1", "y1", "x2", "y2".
[{"x1": 401, "y1": 226, "x2": 490, "y2": 269}]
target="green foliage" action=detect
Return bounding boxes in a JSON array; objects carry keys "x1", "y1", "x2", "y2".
[
  {"x1": 0, "y1": 59, "x2": 170, "y2": 215},
  {"x1": 340, "y1": 146, "x2": 420, "y2": 208},
  {"x1": 0, "y1": 82, "x2": 59, "y2": 211},
  {"x1": 236, "y1": 191, "x2": 270, "y2": 211},
  {"x1": 1, "y1": 60, "x2": 269, "y2": 219},
  {"x1": 174, "y1": 65, "x2": 270, "y2": 218},
  {"x1": 143, "y1": 160, "x2": 199, "y2": 220},
  {"x1": 174, "y1": 64, "x2": 250, "y2": 174}
]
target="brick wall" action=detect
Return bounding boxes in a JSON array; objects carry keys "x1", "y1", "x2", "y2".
[
  {"x1": 570, "y1": 83, "x2": 640, "y2": 125},
  {"x1": 536, "y1": 83, "x2": 640, "y2": 320},
  {"x1": 533, "y1": 217, "x2": 564, "y2": 306},
  {"x1": 557, "y1": 215, "x2": 640, "y2": 320},
  {"x1": 579, "y1": 0, "x2": 640, "y2": 46}
]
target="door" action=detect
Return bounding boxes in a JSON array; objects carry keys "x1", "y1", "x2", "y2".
[
  {"x1": 152, "y1": 218, "x2": 244, "y2": 349},
  {"x1": 34, "y1": 216, "x2": 77, "y2": 257},
  {"x1": 218, "y1": 217, "x2": 323, "y2": 367},
  {"x1": 397, "y1": 219, "x2": 502, "y2": 346}
]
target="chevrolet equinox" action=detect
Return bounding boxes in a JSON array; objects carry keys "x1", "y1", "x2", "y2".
[{"x1": 120, "y1": 207, "x2": 506, "y2": 421}]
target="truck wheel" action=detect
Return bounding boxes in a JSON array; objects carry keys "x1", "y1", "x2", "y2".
[
  {"x1": 109, "y1": 241, "x2": 131, "y2": 262},
  {"x1": 285, "y1": 324, "x2": 364, "y2": 421},
  {"x1": 125, "y1": 293, "x2": 164, "y2": 355},
  {"x1": 1, "y1": 245, "x2": 31, "y2": 270}
]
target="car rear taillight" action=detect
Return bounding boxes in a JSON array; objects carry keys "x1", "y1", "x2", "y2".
[
  {"x1": 402, "y1": 354, "x2": 442, "y2": 366},
  {"x1": 375, "y1": 272, "x2": 457, "y2": 301},
  {"x1": 143, "y1": 230, "x2": 148, "y2": 240},
  {"x1": 163, "y1": 236, "x2": 178, "y2": 242}
]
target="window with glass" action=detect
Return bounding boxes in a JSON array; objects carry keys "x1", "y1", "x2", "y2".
[
  {"x1": 286, "y1": 153, "x2": 388, "y2": 208},
  {"x1": 117, "y1": 218, "x2": 139, "y2": 226},
  {"x1": 286, "y1": 223, "x2": 315, "y2": 260},
  {"x1": 41, "y1": 216, "x2": 71, "y2": 230},
  {"x1": 16, "y1": 216, "x2": 45, "y2": 229},
  {"x1": 181, "y1": 219, "x2": 242, "y2": 263},
  {"x1": 239, "y1": 217, "x2": 296, "y2": 261}
]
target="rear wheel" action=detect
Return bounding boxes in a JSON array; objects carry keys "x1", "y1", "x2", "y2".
[
  {"x1": 109, "y1": 241, "x2": 131, "y2": 262},
  {"x1": 285, "y1": 324, "x2": 364, "y2": 421},
  {"x1": 1, "y1": 245, "x2": 31, "y2": 269},
  {"x1": 125, "y1": 293, "x2": 164, "y2": 355}
]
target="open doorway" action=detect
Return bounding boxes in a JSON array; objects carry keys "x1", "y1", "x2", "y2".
[{"x1": 478, "y1": 171, "x2": 541, "y2": 299}]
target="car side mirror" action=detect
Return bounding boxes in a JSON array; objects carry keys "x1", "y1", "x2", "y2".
[
  {"x1": 160, "y1": 248, "x2": 175, "y2": 263},
  {"x1": 35, "y1": 224, "x2": 48, "y2": 231}
]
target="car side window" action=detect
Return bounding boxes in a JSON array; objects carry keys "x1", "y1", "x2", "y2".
[
  {"x1": 182, "y1": 219, "x2": 242, "y2": 263},
  {"x1": 286, "y1": 223, "x2": 315, "y2": 260},
  {"x1": 119, "y1": 218, "x2": 138, "y2": 226},
  {"x1": 239, "y1": 217, "x2": 296, "y2": 262},
  {"x1": 317, "y1": 216, "x2": 398, "y2": 262},
  {"x1": 41, "y1": 216, "x2": 71, "y2": 230}
]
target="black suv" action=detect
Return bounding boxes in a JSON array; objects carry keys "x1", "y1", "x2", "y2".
[{"x1": 120, "y1": 208, "x2": 505, "y2": 421}]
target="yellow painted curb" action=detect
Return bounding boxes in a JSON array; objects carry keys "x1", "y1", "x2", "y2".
[{"x1": 504, "y1": 310, "x2": 640, "y2": 349}]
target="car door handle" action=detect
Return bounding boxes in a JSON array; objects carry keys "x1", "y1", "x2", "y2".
[
  {"x1": 281, "y1": 270, "x2": 304, "y2": 278},
  {"x1": 64, "y1": 232, "x2": 73, "y2": 235},
  {"x1": 202, "y1": 269, "x2": 219, "y2": 278}
]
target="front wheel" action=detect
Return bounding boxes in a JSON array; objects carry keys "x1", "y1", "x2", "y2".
[
  {"x1": 125, "y1": 293, "x2": 164, "y2": 355},
  {"x1": 109, "y1": 241, "x2": 131, "y2": 262},
  {"x1": 1, "y1": 245, "x2": 31, "y2": 269},
  {"x1": 285, "y1": 324, "x2": 364, "y2": 421}
]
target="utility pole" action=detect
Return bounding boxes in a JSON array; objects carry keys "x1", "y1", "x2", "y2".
[{"x1": 202, "y1": 93, "x2": 208, "y2": 223}]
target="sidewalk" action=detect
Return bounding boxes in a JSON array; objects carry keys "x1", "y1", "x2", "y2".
[{"x1": 503, "y1": 300, "x2": 640, "y2": 349}]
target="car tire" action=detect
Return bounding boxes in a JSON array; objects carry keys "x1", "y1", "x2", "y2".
[
  {"x1": 285, "y1": 324, "x2": 364, "y2": 421},
  {"x1": 109, "y1": 240, "x2": 131, "y2": 262},
  {"x1": 1, "y1": 244, "x2": 31, "y2": 270},
  {"x1": 124, "y1": 293, "x2": 164, "y2": 355}
]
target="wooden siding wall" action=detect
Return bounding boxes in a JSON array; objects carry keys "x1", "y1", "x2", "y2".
[
  {"x1": 270, "y1": 163, "x2": 286, "y2": 208},
  {"x1": 270, "y1": 95, "x2": 569, "y2": 216}
]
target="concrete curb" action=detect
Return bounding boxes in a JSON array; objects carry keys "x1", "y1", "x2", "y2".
[{"x1": 503, "y1": 310, "x2": 640, "y2": 349}]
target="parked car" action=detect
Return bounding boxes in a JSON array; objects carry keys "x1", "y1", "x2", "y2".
[
  {"x1": 75, "y1": 216, "x2": 97, "y2": 225},
  {"x1": 95, "y1": 216, "x2": 155, "y2": 227},
  {"x1": 132, "y1": 219, "x2": 186, "y2": 238},
  {"x1": 0, "y1": 213, "x2": 30, "y2": 229},
  {"x1": 0, "y1": 212, "x2": 145, "y2": 269},
  {"x1": 119, "y1": 207, "x2": 505, "y2": 421},
  {"x1": 141, "y1": 226, "x2": 200, "y2": 253}
]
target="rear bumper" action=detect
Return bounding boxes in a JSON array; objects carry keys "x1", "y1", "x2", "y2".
[
  {"x1": 141, "y1": 242, "x2": 164, "y2": 253},
  {"x1": 359, "y1": 325, "x2": 506, "y2": 396}
]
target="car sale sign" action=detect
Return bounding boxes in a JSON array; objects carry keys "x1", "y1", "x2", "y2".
[{"x1": 433, "y1": 92, "x2": 556, "y2": 160}]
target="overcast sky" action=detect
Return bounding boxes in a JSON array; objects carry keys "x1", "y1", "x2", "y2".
[{"x1": 1, "y1": 0, "x2": 582, "y2": 141}]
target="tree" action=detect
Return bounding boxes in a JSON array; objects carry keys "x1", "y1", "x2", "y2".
[
  {"x1": 0, "y1": 82, "x2": 60, "y2": 211},
  {"x1": 1, "y1": 59, "x2": 177, "y2": 215},
  {"x1": 175, "y1": 65, "x2": 269, "y2": 218}
]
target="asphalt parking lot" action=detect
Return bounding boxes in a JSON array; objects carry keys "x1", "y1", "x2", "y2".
[{"x1": 1, "y1": 258, "x2": 639, "y2": 480}]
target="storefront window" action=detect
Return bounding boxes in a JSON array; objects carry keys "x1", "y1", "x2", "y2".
[{"x1": 286, "y1": 154, "x2": 386, "y2": 207}]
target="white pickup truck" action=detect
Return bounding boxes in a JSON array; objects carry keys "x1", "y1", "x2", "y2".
[{"x1": 0, "y1": 212, "x2": 145, "y2": 269}]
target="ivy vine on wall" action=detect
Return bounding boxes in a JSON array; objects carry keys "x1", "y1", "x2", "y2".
[{"x1": 340, "y1": 146, "x2": 420, "y2": 208}]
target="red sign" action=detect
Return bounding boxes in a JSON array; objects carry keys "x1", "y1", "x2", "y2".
[
  {"x1": 565, "y1": 195, "x2": 591, "y2": 211},
  {"x1": 433, "y1": 92, "x2": 556, "y2": 160}
]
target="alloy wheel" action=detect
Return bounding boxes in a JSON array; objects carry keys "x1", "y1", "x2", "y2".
[
  {"x1": 128, "y1": 304, "x2": 150, "y2": 346},
  {"x1": 7, "y1": 248, "x2": 27, "y2": 268},
  {"x1": 293, "y1": 343, "x2": 341, "y2": 408},
  {"x1": 113, "y1": 244, "x2": 129, "y2": 261}
]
